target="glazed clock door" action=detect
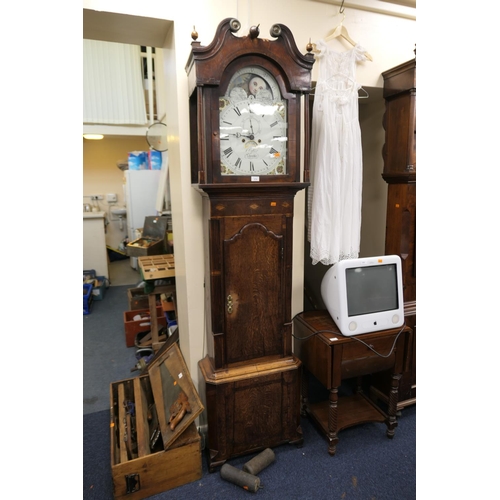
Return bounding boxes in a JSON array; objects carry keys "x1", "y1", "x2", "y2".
[{"x1": 223, "y1": 217, "x2": 285, "y2": 365}]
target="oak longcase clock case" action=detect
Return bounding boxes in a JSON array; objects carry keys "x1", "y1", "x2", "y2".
[
  {"x1": 370, "y1": 57, "x2": 416, "y2": 410},
  {"x1": 186, "y1": 18, "x2": 314, "y2": 470}
]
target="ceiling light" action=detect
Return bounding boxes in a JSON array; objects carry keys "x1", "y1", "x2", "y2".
[{"x1": 83, "y1": 134, "x2": 104, "y2": 140}]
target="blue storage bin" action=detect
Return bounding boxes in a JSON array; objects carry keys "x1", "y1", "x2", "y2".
[
  {"x1": 164, "y1": 310, "x2": 177, "y2": 328},
  {"x1": 83, "y1": 284, "x2": 93, "y2": 315}
]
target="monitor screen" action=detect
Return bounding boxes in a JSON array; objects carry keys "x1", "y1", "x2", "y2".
[{"x1": 346, "y1": 263, "x2": 399, "y2": 317}]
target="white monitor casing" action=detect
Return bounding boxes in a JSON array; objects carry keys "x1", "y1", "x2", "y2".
[{"x1": 320, "y1": 255, "x2": 405, "y2": 336}]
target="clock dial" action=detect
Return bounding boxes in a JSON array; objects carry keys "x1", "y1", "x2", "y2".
[
  {"x1": 220, "y1": 98, "x2": 287, "y2": 175},
  {"x1": 220, "y1": 67, "x2": 288, "y2": 176}
]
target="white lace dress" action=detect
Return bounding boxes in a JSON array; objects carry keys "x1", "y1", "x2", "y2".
[{"x1": 308, "y1": 41, "x2": 368, "y2": 265}]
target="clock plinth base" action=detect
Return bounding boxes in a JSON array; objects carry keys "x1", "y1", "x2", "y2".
[{"x1": 199, "y1": 355, "x2": 303, "y2": 472}]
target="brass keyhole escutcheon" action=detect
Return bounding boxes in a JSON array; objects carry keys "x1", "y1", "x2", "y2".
[{"x1": 227, "y1": 294, "x2": 233, "y2": 314}]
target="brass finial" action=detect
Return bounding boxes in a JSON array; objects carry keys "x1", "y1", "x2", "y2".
[{"x1": 191, "y1": 26, "x2": 198, "y2": 41}]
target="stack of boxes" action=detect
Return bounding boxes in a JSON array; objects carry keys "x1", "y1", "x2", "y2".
[{"x1": 128, "y1": 150, "x2": 162, "y2": 170}]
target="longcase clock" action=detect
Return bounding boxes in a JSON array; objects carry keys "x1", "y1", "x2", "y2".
[
  {"x1": 370, "y1": 56, "x2": 416, "y2": 410},
  {"x1": 185, "y1": 18, "x2": 314, "y2": 470}
]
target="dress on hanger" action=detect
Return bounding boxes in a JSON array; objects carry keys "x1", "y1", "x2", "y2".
[{"x1": 308, "y1": 40, "x2": 368, "y2": 266}]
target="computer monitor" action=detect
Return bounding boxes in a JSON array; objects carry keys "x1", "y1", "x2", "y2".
[{"x1": 320, "y1": 255, "x2": 404, "y2": 336}]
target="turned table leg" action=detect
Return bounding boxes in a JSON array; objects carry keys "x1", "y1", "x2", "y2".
[
  {"x1": 327, "y1": 387, "x2": 339, "y2": 455},
  {"x1": 386, "y1": 373, "x2": 402, "y2": 438},
  {"x1": 301, "y1": 367, "x2": 309, "y2": 417}
]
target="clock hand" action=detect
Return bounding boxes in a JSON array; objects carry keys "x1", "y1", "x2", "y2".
[{"x1": 226, "y1": 131, "x2": 254, "y2": 139}]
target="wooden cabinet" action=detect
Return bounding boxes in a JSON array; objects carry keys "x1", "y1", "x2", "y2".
[
  {"x1": 83, "y1": 212, "x2": 109, "y2": 279},
  {"x1": 370, "y1": 58, "x2": 416, "y2": 409},
  {"x1": 381, "y1": 59, "x2": 416, "y2": 179}
]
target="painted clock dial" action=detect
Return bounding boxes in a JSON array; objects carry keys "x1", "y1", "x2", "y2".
[{"x1": 219, "y1": 66, "x2": 288, "y2": 176}]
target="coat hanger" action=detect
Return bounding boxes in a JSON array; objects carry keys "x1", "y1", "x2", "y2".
[
  {"x1": 325, "y1": 13, "x2": 373, "y2": 61},
  {"x1": 308, "y1": 7, "x2": 373, "y2": 62}
]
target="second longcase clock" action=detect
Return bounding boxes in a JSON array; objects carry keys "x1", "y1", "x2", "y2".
[{"x1": 186, "y1": 18, "x2": 314, "y2": 470}]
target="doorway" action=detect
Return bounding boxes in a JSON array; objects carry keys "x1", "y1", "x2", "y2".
[{"x1": 83, "y1": 9, "x2": 174, "y2": 284}]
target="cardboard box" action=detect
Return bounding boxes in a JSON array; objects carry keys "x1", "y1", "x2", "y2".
[
  {"x1": 128, "y1": 151, "x2": 148, "y2": 170},
  {"x1": 110, "y1": 344, "x2": 204, "y2": 499},
  {"x1": 149, "y1": 150, "x2": 162, "y2": 170}
]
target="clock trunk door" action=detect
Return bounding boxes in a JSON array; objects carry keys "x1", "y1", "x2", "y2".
[{"x1": 223, "y1": 220, "x2": 284, "y2": 365}]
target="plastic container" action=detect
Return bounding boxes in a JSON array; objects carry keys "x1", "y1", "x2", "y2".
[
  {"x1": 83, "y1": 269, "x2": 96, "y2": 283},
  {"x1": 83, "y1": 284, "x2": 93, "y2": 315},
  {"x1": 92, "y1": 276, "x2": 109, "y2": 301}
]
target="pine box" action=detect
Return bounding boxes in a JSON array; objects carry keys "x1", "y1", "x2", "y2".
[{"x1": 110, "y1": 343, "x2": 204, "y2": 500}]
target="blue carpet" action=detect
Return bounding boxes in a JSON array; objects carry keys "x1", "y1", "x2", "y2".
[
  {"x1": 83, "y1": 405, "x2": 415, "y2": 499},
  {"x1": 83, "y1": 285, "x2": 142, "y2": 415},
  {"x1": 83, "y1": 284, "x2": 415, "y2": 499}
]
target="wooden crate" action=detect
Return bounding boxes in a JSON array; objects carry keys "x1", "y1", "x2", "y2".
[
  {"x1": 138, "y1": 254, "x2": 175, "y2": 281},
  {"x1": 127, "y1": 288, "x2": 151, "y2": 311},
  {"x1": 127, "y1": 237, "x2": 166, "y2": 257},
  {"x1": 110, "y1": 343, "x2": 204, "y2": 500},
  {"x1": 123, "y1": 307, "x2": 166, "y2": 348},
  {"x1": 126, "y1": 216, "x2": 169, "y2": 257}
]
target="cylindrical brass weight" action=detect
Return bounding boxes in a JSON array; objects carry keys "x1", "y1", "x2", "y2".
[
  {"x1": 220, "y1": 463, "x2": 261, "y2": 493},
  {"x1": 242, "y1": 448, "x2": 276, "y2": 475}
]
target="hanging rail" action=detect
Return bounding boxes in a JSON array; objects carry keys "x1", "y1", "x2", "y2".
[{"x1": 310, "y1": 0, "x2": 416, "y2": 21}]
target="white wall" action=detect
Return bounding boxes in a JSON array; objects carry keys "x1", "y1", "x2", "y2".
[{"x1": 83, "y1": 0, "x2": 415, "y2": 395}]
